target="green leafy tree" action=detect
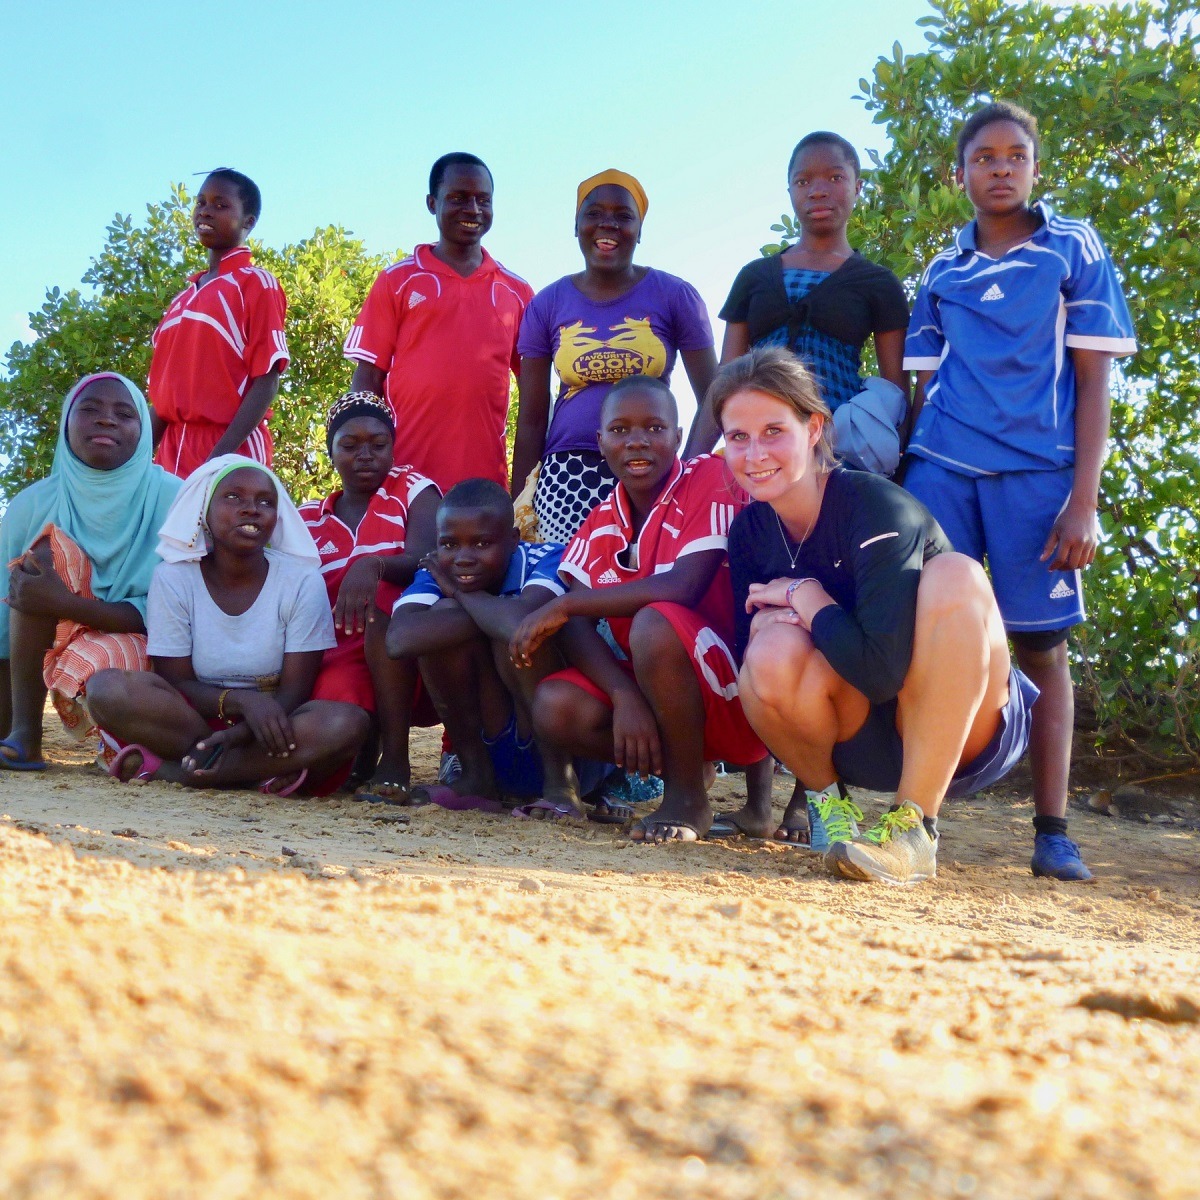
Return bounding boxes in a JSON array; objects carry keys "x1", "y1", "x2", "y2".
[
  {"x1": 767, "y1": 0, "x2": 1200, "y2": 763},
  {"x1": 0, "y1": 185, "x2": 396, "y2": 503}
]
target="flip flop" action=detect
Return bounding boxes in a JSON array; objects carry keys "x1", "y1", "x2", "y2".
[
  {"x1": 705, "y1": 813, "x2": 777, "y2": 842},
  {"x1": 107, "y1": 744, "x2": 162, "y2": 782},
  {"x1": 0, "y1": 737, "x2": 47, "y2": 772},
  {"x1": 353, "y1": 778, "x2": 414, "y2": 805},
  {"x1": 260, "y1": 768, "x2": 309, "y2": 797},
  {"x1": 629, "y1": 817, "x2": 702, "y2": 843},
  {"x1": 705, "y1": 814, "x2": 749, "y2": 840},
  {"x1": 586, "y1": 796, "x2": 632, "y2": 825},
  {"x1": 412, "y1": 784, "x2": 504, "y2": 814},
  {"x1": 511, "y1": 798, "x2": 582, "y2": 821},
  {"x1": 773, "y1": 822, "x2": 812, "y2": 847}
]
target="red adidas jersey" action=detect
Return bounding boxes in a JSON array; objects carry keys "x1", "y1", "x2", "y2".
[
  {"x1": 343, "y1": 244, "x2": 533, "y2": 492},
  {"x1": 299, "y1": 465, "x2": 439, "y2": 641},
  {"x1": 558, "y1": 454, "x2": 747, "y2": 650},
  {"x1": 148, "y1": 246, "x2": 289, "y2": 426}
]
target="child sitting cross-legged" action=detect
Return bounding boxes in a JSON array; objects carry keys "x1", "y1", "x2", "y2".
[
  {"x1": 510, "y1": 375, "x2": 773, "y2": 842},
  {"x1": 87, "y1": 456, "x2": 368, "y2": 794},
  {"x1": 386, "y1": 480, "x2": 607, "y2": 816}
]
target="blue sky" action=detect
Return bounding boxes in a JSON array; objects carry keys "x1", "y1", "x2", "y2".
[{"x1": 2, "y1": 0, "x2": 935, "y2": 413}]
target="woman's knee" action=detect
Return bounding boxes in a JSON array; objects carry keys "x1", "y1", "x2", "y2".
[
  {"x1": 741, "y1": 623, "x2": 819, "y2": 709},
  {"x1": 918, "y1": 553, "x2": 993, "y2": 624}
]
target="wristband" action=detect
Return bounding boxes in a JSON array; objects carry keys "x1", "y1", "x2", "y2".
[{"x1": 785, "y1": 578, "x2": 816, "y2": 612}]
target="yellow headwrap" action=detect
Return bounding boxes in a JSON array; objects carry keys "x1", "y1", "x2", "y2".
[{"x1": 575, "y1": 169, "x2": 648, "y2": 220}]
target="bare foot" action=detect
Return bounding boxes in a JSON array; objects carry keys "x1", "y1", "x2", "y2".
[{"x1": 774, "y1": 783, "x2": 811, "y2": 845}]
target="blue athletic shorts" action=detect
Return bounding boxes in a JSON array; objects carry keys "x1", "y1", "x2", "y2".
[
  {"x1": 905, "y1": 457, "x2": 1085, "y2": 633},
  {"x1": 484, "y1": 717, "x2": 543, "y2": 798},
  {"x1": 831, "y1": 665, "x2": 1039, "y2": 799}
]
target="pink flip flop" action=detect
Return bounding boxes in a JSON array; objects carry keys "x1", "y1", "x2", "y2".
[
  {"x1": 259, "y1": 768, "x2": 309, "y2": 797},
  {"x1": 412, "y1": 784, "x2": 504, "y2": 813},
  {"x1": 108, "y1": 744, "x2": 163, "y2": 783}
]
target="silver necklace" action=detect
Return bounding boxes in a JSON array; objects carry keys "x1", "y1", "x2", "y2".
[{"x1": 775, "y1": 506, "x2": 817, "y2": 571}]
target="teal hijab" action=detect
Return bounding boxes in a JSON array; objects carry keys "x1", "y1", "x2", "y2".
[{"x1": 0, "y1": 373, "x2": 182, "y2": 654}]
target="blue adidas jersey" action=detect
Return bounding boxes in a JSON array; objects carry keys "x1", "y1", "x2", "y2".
[
  {"x1": 904, "y1": 201, "x2": 1136, "y2": 475},
  {"x1": 396, "y1": 541, "x2": 566, "y2": 610}
]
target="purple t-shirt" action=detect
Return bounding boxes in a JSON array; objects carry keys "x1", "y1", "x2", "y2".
[{"x1": 517, "y1": 267, "x2": 714, "y2": 456}]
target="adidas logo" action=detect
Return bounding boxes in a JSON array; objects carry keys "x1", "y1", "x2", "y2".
[
  {"x1": 1049, "y1": 578, "x2": 1076, "y2": 600},
  {"x1": 407, "y1": 291, "x2": 427, "y2": 309},
  {"x1": 597, "y1": 568, "x2": 621, "y2": 584},
  {"x1": 316, "y1": 540, "x2": 339, "y2": 556},
  {"x1": 981, "y1": 283, "x2": 1005, "y2": 302}
]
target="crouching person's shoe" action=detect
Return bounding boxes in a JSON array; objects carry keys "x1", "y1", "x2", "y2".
[{"x1": 825, "y1": 799, "x2": 937, "y2": 886}]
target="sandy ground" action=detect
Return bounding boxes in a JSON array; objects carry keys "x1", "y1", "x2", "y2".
[{"x1": 1, "y1": 721, "x2": 1198, "y2": 1200}]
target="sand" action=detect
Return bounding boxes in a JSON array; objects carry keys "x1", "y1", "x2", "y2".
[{"x1": 1, "y1": 721, "x2": 1198, "y2": 1199}]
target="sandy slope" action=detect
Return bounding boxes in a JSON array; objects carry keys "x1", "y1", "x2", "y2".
[{"x1": 1, "y1": 723, "x2": 1197, "y2": 1199}]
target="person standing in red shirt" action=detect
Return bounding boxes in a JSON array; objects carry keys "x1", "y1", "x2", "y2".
[
  {"x1": 343, "y1": 153, "x2": 533, "y2": 493},
  {"x1": 148, "y1": 168, "x2": 289, "y2": 478}
]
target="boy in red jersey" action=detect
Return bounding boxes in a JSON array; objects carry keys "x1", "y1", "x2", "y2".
[
  {"x1": 344, "y1": 152, "x2": 533, "y2": 493},
  {"x1": 299, "y1": 393, "x2": 441, "y2": 803},
  {"x1": 510, "y1": 376, "x2": 773, "y2": 840},
  {"x1": 148, "y1": 168, "x2": 289, "y2": 478}
]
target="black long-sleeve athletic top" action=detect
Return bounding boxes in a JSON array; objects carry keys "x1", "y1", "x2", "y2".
[{"x1": 728, "y1": 467, "x2": 951, "y2": 705}]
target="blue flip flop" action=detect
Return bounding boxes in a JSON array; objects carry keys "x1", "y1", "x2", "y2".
[{"x1": 0, "y1": 737, "x2": 47, "y2": 771}]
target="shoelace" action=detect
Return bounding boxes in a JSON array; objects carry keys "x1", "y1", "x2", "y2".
[
  {"x1": 862, "y1": 805, "x2": 921, "y2": 846},
  {"x1": 814, "y1": 794, "x2": 864, "y2": 842}
]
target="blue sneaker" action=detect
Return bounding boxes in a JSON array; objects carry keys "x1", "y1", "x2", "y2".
[
  {"x1": 807, "y1": 786, "x2": 863, "y2": 855},
  {"x1": 1031, "y1": 833, "x2": 1093, "y2": 881}
]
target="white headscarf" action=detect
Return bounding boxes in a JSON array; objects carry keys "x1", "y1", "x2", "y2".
[{"x1": 156, "y1": 454, "x2": 320, "y2": 566}]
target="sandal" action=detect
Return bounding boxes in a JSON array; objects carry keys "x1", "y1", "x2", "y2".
[
  {"x1": 0, "y1": 737, "x2": 47, "y2": 772},
  {"x1": 511, "y1": 798, "x2": 581, "y2": 821},
  {"x1": 108, "y1": 744, "x2": 162, "y2": 783},
  {"x1": 259, "y1": 768, "x2": 309, "y2": 797}
]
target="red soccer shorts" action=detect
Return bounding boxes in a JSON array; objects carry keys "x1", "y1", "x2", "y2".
[
  {"x1": 155, "y1": 419, "x2": 273, "y2": 479},
  {"x1": 546, "y1": 601, "x2": 766, "y2": 766}
]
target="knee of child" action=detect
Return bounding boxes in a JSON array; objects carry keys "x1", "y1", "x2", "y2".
[
  {"x1": 627, "y1": 606, "x2": 681, "y2": 665},
  {"x1": 1011, "y1": 630, "x2": 1069, "y2": 670},
  {"x1": 84, "y1": 669, "x2": 132, "y2": 723},
  {"x1": 531, "y1": 679, "x2": 578, "y2": 746},
  {"x1": 327, "y1": 703, "x2": 371, "y2": 752}
]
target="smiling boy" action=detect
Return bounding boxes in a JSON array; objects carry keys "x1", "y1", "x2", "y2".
[
  {"x1": 510, "y1": 376, "x2": 772, "y2": 841},
  {"x1": 344, "y1": 153, "x2": 533, "y2": 493},
  {"x1": 385, "y1": 480, "x2": 593, "y2": 811}
]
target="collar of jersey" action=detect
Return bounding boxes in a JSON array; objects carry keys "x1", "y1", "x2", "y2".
[
  {"x1": 188, "y1": 245, "x2": 253, "y2": 283},
  {"x1": 611, "y1": 456, "x2": 685, "y2": 543},
  {"x1": 955, "y1": 199, "x2": 1051, "y2": 255},
  {"x1": 413, "y1": 243, "x2": 496, "y2": 279}
]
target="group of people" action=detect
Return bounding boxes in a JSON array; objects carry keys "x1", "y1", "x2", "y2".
[{"x1": 0, "y1": 100, "x2": 1136, "y2": 888}]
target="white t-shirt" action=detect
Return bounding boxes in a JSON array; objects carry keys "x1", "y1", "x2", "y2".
[{"x1": 147, "y1": 550, "x2": 336, "y2": 690}]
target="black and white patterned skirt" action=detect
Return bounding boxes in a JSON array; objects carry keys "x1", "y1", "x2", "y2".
[{"x1": 532, "y1": 451, "x2": 617, "y2": 544}]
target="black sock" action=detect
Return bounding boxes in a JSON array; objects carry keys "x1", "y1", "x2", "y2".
[
  {"x1": 1033, "y1": 814, "x2": 1068, "y2": 838},
  {"x1": 923, "y1": 816, "x2": 939, "y2": 839}
]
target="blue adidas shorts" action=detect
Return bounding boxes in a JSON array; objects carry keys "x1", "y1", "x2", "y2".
[
  {"x1": 831, "y1": 666, "x2": 1039, "y2": 798},
  {"x1": 905, "y1": 457, "x2": 1085, "y2": 633}
]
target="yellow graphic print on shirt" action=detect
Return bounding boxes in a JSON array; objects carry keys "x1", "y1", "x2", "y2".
[{"x1": 553, "y1": 317, "x2": 669, "y2": 401}]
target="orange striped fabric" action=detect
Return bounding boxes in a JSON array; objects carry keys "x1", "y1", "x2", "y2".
[{"x1": 37, "y1": 525, "x2": 149, "y2": 706}]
